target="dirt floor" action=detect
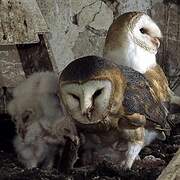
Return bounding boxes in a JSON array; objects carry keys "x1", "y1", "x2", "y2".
[{"x1": 0, "y1": 114, "x2": 179, "y2": 180}]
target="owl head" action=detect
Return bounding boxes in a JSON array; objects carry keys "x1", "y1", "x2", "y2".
[
  {"x1": 59, "y1": 56, "x2": 126, "y2": 125},
  {"x1": 103, "y1": 12, "x2": 162, "y2": 73}
]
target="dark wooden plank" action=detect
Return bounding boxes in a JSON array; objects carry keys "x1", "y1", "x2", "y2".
[{"x1": 17, "y1": 34, "x2": 53, "y2": 77}]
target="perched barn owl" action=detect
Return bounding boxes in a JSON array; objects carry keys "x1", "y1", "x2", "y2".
[
  {"x1": 59, "y1": 55, "x2": 171, "y2": 169},
  {"x1": 103, "y1": 11, "x2": 180, "y2": 107},
  {"x1": 8, "y1": 72, "x2": 77, "y2": 169}
]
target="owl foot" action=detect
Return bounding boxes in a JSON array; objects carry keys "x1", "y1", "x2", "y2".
[{"x1": 120, "y1": 142, "x2": 143, "y2": 169}]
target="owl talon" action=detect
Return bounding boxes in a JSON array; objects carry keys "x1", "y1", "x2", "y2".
[{"x1": 64, "y1": 135, "x2": 80, "y2": 146}]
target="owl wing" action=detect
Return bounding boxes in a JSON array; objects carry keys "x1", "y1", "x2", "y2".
[
  {"x1": 118, "y1": 65, "x2": 171, "y2": 133},
  {"x1": 144, "y1": 64, "x2": 170, "y2": 102}
]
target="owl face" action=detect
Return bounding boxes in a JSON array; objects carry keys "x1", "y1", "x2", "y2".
[
  {"x1": 59, "y1": 56, "x2": 125, "y2": 125},
  {"x1": 103, "y1": 12, "x2": 162, "y2": 74},
  {"x1": 60, "y1": 80, "x2": 112, "y2": 124},
  {"x1": 129, "y1": 13, "x2": 162, "y2": 53}
]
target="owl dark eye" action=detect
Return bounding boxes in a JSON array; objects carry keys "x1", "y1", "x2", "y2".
[
  {"x1": 140, "y1": 28, "x2": 146, "y2": 34},
  {"x1": 70, "y1": 93, "x2": 80, "y2": 101},
  {"x1": 93, "y1": 88, "x2": 103, "y2": 100}
]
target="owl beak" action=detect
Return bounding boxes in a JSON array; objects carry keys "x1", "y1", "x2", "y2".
[
  {"x1": 82, "y1": 107, "x2": 92, "y2": 120},
  {"x1": 151, "y1": 37, "x2": 160, "y2": 49},
  {"x1": 82, "y1": 106, "x2": 93, "y2": 120},
  {"x1": 81, "y1": 96, "x2": 93, "y2": 120}
]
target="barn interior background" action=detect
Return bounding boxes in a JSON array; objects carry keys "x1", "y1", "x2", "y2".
[{"x1": 0, "y1": 0, "x2": 180, "y2": 179}]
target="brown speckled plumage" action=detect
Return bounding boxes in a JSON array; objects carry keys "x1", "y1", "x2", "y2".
[
  {"x1": 145, "y1": 65, "x2": 170, "y2": 102},
  {"x1": 120, "y1": 65, "x2": 170, "y2": 133}
]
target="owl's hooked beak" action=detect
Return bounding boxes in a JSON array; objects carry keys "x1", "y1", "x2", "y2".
[
  {"x1": 151, "y1": 37, "x2": 160, "y2": 49},
  {"x1": 82, "y1": 106, "x2": 93, "y2": 120},
  {"x1": 83, "y1": 108, "x2": 93, "y2": 120},
  {"x1": 81, "y1": 100, "x2": 93, "y2": 120},
  {"x1": 80, "y1": 94, "x2": 94, "y2": 120}
]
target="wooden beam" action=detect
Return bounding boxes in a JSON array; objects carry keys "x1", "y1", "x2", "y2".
[
  {"x1": 16, "y1": 35, "x2": 53, "y2": 77},
  {"x1": 157, "y1": 149, "x2": 180, "y2": 180}
]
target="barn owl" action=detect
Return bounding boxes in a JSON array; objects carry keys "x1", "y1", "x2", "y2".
[
  {"x1": 59, "y1": 55, "x2": 171, "y2": 169},
  {"x1": 8, "y1": 72, "x2": 77, "y2": 169},
  {"x1": 103, "y1": 11, "x2": 180, "y2": 107}
]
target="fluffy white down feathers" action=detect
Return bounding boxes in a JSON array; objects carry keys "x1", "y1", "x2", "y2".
[{"x1": 8, "y1": 72, "x2": 74, "y2": 169}]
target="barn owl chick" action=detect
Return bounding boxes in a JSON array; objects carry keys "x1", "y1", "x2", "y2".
[
  {"x1": 8, "y1": 72, "x2": 77, "y2": 169},
  {"x1": 59, "y1": 56, "x2": 171, "y2": 169},
  {"x1": 103, "y1": 11, "x2": 180, "y2": 107}
]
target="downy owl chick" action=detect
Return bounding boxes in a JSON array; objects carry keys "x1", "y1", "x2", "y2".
[
  {"x1": 103, "y1": 11, "x2": 180, "y2": 109},
  {"x1": 8, "y1": 72, "x2": 77, "y2": 169},
  {"x1": 59, "y1": 55, "x2": 171, "y2": 169}
]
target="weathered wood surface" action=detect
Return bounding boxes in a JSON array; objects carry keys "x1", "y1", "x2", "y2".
[
  {"x1": 0, "y1": 45, "x2": 25, "y2": 87},
  {"x1": 17, "y1": 35, "x2": 54, "y2": 77},
  {"x1": 157, "y1": 148, "x2": 180, "y2": 180},
  {"x1": 0, "y1": 0, "x2": 48, "y2": 45}
]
